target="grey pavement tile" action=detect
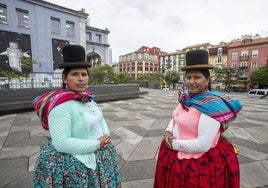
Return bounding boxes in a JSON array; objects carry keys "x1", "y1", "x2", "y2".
[
  {"x1": 10, "y1": 125, "x2": 40, "y2": 132},
  {"x1": 0, "y1": 126, "x2": 10, "y2": 137},
  {"x1": 120, "y1": 159, "x2": 156, "y2": 182},
  {"x1": 0, "y1": 136, "x2": 7, "y2": 150},
  {"x1": 0, "y1": 157, "x2": 28, "y2": 187},
  {"x1": 117, "y1": 154, "x2": 126, "y2": 170},
  {"x1": 0, "y1": 119, "x2": 14, "y2": 127},
  {"x1": 244, "y1": 118, "x2": 268, "y2": 126},
  {"x1": 261, "y1": 160, "x2": 268, "y2": 171},
  {"x1": 30, "y1": 127, "x2": 50, "y2": 137},
  {"x1": 0, "y1": 146, "x2": 40, "y2": 159},
  {"x1": 240, "y1": 162, "x2": 268, "y2": 188},
  {"x1": 124, "y1": 125, "x2": 147, "y2": 137},
  {"x1": 29, "y1": 152, "x2": 39, "y2": 172},
  {"x1": 227, "y1": 137, "x2": 268, "y2": 154},
  {"x1": 238, "y1": 155, "x2": 255, "y2": 164},
  {"x1": 128, "y1": 137, "x2": 162, "y2": 161},
  {"x1": 5, "y1": 136, "x2": 48, "y2": 147},
  {"x1": 245, "y1": 126, "x2": 268, "y2": 144},
  {"x1": 114, "y1": 127, "x2": 142, "y2": 139},
  {"x1": 2, "y1": 172, "x2": 32, "y2": 188},
  {"x1": 145, "y1": 129, "x2": 164, "y2": 137},
  {"x1": 122, "y1": 178, "x2": 154, "y2": 188},
  {"x1": 4, "y1": 131, "x2": 29, "y2": 147},
  {"x1": 102, "y1": 114, "x2": 121, "y2": 122},
  {"x1": 137, "y1": 119, "x2": 155, "y2": 130},
  {"x1": 115, "y1": 138, "x2": 142, "y2": 161},
  {"x1": 110, "y1": 132, "x2": 121, "y2": 140},
  {"x1": 0, "y1": 114, "x2": 17, "y2": 122},
  {"x1": 139, "y1": 112, "x2": 164, "y2": 120},
  {"x1": 228, "y1": 128, "x2": 260, "y2": 143},
  {"x1": 150, "y1": 119, "x2": 170, "y2": 130},
  {"x1": 12, "y1": 117, "x2": 32, "y2": 126},
  {"x1": 236, "y1": 145, "x2": 268, "y2": 161},
  {"x1": 236, "y1": 121, "x2": 266, "y2": 129}
]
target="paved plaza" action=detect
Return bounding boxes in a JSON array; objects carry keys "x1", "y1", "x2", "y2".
[{"x1": 0, "y1": 88, "x2": 268, "y2": 188}]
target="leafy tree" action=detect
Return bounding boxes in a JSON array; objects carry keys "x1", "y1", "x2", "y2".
[
  {"x1": 89, "y1": 64, "x2": 115, "y2": 85},
  {"x1": 149, "y1": 72, "x2": 163, "y2": 81},
  {"x1": 165, "y1": 70, "x2": 180, "y2": 86},
  {"x1": 250, "y1": 67, "x2": 268, "y2": 88},
  {"x1": 113, "y1": 72, "x2": 132, "y2": 84},
  {"x1": 137, "y1": 73, "x2": 148, "y2": 80},
  {"x1": 212, "y1": 66, "x2": 238, "y2": 91}
]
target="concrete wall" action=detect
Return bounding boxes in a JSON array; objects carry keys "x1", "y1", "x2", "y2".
[{"x1": 0, "y1": 84, "x2": 147, "y2": 115}]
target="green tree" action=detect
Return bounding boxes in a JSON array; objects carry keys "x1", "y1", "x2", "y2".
[
  {"x1": 137, "y1": 73, "x2": 148, "y2": 80},
  {"x1": 113, "y1": 72, "x2": 132, "y2": 84},
  {"x1": 89, "y1": 64, "x2": 115, "y2": 85},
  {"x1": 250, "y1": 67, "x2": 268, "y2": 88},
  {"x1": 149, "y1": 72, "x2": 163, "y2": 81},
  {"x1": 165, "y1": 70, "x2": 180, "y2": 86},
  {"x1": 213, "y1": 66, "x2": 238, "y2": 91}
]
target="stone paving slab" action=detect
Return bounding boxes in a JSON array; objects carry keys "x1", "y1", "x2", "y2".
[{"x1": 0, "y1": 89, "x2": 268, "y2": 188}]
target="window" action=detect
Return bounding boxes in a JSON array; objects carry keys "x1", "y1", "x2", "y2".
[
  {"x1": 241, "y1": 62, "x2": 247, "y2": 67},
  {"x1": 248, "y1": 90, "x2": 257, "y2": 94},
  {"x1": 51, "y1": 17, "x2": 60, "y2": 34},
  {"x1": 66, "y1": 21, "x2": 74, "y2": 36},
  {"x1": 251, "y1": 62, "x2": 257, "y2": 68},
  {"x1": 95, "y1": 34, "x2": 102, "y2": 43},
  {"x1": 131, "y1": 54, "x2": 136, "y2": 60},
  {"x1": 252, "y1": 49, "x2": 258, "y2": 58},
  {"x1": 232, "y1": 52, "x2": 238, "y2": 59},
  {"x1": 241, "y1": 51, "x2": 248, "y2": 56},
  {"x1": 232, "y1": 63, "x2": 237, "y2": 68},
  {"x1": 257, "y1": 90, "x2": 265, "y2": 95},
  {"x1": 16, "y1": 8, "x2": 29, "y2": 28},
  {"x1": 86, "y1": 32, "x2": 92, "y2": 41},
  {"x1": 144, "y1": 54, "x2": 149, "y2": 60},
  {"x1": 0, "y1": 4, "x2": 7, "y2": 24}
]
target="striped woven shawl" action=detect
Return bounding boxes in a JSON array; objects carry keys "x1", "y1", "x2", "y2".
[
  {"x1": 33, "y1": 89, "x2": 93, "y2": 130},
  {"x1": 181, "y1": 91, "x2": 242, "y2": 131}
]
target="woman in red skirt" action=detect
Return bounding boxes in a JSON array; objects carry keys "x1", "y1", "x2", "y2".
[{"x1": 154, "y1": 49, "x2": 242, "y2": 188}]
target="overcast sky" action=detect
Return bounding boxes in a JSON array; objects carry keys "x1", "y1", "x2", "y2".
[{"x1": 46, "y1": 0, "x2": 268, "y2": 62}]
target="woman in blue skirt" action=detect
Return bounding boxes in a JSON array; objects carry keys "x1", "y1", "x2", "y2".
[{"x1": 32, "y1": 45, "x2": 121, "y2": 188}]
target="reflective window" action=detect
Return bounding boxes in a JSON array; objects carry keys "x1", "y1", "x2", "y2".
[
  {"x1": 51, "y1": 17, "x2": 60, "y2": 34},
  {"x1": 16, "y1": 8, "x2": 29, "y2": 28},
  {"x1": 0, "y1": 4, "x2": 7, "y2": 24},
  {"x1": 66, "y1": 21, "x2": 74, "y2": 36}
]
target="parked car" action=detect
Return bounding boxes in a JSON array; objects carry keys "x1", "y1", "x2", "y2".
[
  {"x1": 247, "y1": 89, "x2": 268, "y2": 98},
  {"x1": 162, "y1": 85, "x2": 169, "y2": 91}
]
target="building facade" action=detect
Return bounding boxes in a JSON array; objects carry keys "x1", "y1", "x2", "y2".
[
  {"x1": 117, "y1": 46, "x2": 166, "y2": 80},
  {"x1": 0, "y1": 0, "x2": 111, "y2": 75},
  {"x1": 227, "y1": 35, "x2": 268, "y2": 90}
]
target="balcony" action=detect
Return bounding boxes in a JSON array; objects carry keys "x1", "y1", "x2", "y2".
[{"x1": 239, "y1": 55, "x2": 249, "y2": 61}]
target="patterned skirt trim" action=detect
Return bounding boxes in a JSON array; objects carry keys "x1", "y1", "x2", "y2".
[{"x1": 32, "y1": 139, "x2": 121, "y2": 188}]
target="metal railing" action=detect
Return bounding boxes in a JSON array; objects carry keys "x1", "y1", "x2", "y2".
[{"x1": 0, "y1": 72, "x2": 62, "y2": 90}]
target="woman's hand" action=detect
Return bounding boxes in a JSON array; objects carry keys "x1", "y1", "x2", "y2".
[
  {"x1": 98, "y1": 134, "x2": 111, "y2": 149},
  {"x1": 164, "y1": 131, "x2": 174, "y2": 150}
]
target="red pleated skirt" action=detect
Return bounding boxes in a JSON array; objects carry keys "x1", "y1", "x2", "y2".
[{"x1": 154, "y1": 137, "x2": 239, "y2": 188}]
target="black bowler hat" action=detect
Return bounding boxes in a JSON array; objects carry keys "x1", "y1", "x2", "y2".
[
  {"x1": 181, "y1": 49, "x2": 213, "y2": 71},
  {"x1": 58, "y1": 45, "x2": 91, "y2": 69}
]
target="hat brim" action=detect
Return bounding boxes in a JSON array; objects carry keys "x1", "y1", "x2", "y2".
[
  {"x1": 181, "y1": 64, "x2": 214, "y2": 71},
  {"x1": 58, "y1": 62, "x2": 91, "y2": 69}
]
